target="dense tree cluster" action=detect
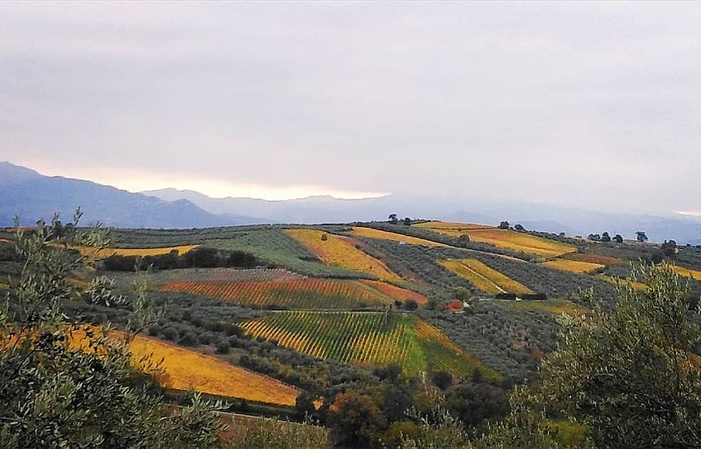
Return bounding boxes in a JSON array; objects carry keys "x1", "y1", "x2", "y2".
[{"x1": 103, "y1": 247, "x2": 258, "y2": 272}]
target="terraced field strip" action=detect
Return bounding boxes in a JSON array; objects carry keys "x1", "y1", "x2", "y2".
[
  {"x1": 564, "y1": 253, "x2": 627, "y2": 266},
  {"x1": 673, "y1": 265, "x2": 701, "y2": 281},
  {"x1": 511, "y1": 299, "x2": 587, "y2": 316},
  {"x1": 350, "y1": 227, "x2": 448, "y2": 247},
  {"x1": 541, "y1": 259, "x2": 605, "y2": 274},
  {"x1": 417, "y1": 222, "x2": 576, "y2": 257},
  {"x1": 359, "y1": 280, "x2": 429, "y2": 305},
  {"x1": 111, "y1": 267, "x2": 301, "y2": 288},
  {"x1": 78, "y1": 244, "x2": 198, "y2": 258},
  {"x1": 160, "y1": 278, "x2": 394, "y2": 309},
  {"x1": 440, "y1": 259, "x2": 533, "y2": 295},
  {"x1": 285, "y1": 228, "x2": 402, "y2": 282},
  {"x1": 239, "y1": 311, "x2": 498, "y2": 378},
  {"x1": 67, "y1": 329, "x2": 299, "y2": 406},
  {"x1": 598, "y1": 274, "x2": 647, "y2": 291}
]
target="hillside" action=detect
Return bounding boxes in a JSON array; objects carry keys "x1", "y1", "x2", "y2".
[{"x1": 2, "y1": 217, "x2": 701, "y2": 446}]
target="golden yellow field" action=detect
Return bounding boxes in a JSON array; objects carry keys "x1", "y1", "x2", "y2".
[
  {"x1": 439, "y1": 259, "x2": 532, "y2": 295},
  {"x1": 512, "y1": 299, "x2": 587, "y2": 316},
  {"x1": 541, "y1": 259, "x2": 605, "y2": 274},
  {"x1": 350, "y1": 227, "x2": 447, "y2": 247},
  {"x1": 285, "y1": 229, "x2": 401, "y2": 282},
  {"x1": 69, "y1": 329, "x2": 299, "y2": 406},
  {"x1": 417, "y1": 222, "x2": 575, "y2": 258},
  {"x1": 77, "y1": 245, "x2": 198, "y2": 258},
  {"x1": 674, "y1": 265, "x2": 701, "y2": 281},
  {"x1": 598, "y1": 275, "x2": 647, "y2": 291}
]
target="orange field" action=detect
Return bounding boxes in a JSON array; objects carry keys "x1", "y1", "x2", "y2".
[
  {"x1": 69, "y1": 329, "x2": 299, "y2": 406},
  {"x1": 160, "y1": 278, "x2": 395, "y2": 309},
  {"x1": 350, "y1": 227, "x2": 447, "y2": 247},
  {"x1": 673, "y1": 265, "x2": 701, "y2": 281},
  {"x1": 360, "y1": 280, "x2": 429, "y2": 305},
  {"x1": 284, "y1": 229, "x2": 401, "y2": 281},
  {"x1": 439, "y1": 259, "x2": 532, "y2": 295},
  {"x1": 541, "y1": 259, "x2": 605, "y2": 274},
  {"x1": 417, "y1": 222, "x2": 575, "y2": 258},
  {"x1": 564, "y1": 253, "x2": 627, "y2": 266},
  {"x1": 77, "y1": 244, "x2": 198, "y2": 258}
]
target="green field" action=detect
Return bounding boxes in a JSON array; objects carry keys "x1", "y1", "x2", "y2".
[
  {"x1": 209, "y1": 228, "x2": 372, "y2": 279},
  {"x1": 239, "y1": 311, "x2": 501, "y2": 379}
]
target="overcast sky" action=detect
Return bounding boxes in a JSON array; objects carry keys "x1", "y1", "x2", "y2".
[{"x1": 1, "y1": 2, "x2": 700, "y2": 213}]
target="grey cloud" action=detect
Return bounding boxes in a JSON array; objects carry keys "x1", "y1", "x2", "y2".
[{"x1": 1, "y1": 2, "x2": 700, "y2": 211}]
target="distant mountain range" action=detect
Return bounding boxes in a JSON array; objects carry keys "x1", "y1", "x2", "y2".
[
  {"x1": 0, "y1": 162, "x2": 259, "y2": 228},
  {"x1": 143, "y1": 189, "x2": 701, "y2": 245},
  {"x1": 1, "y1": 162, "x2": 700, "y2": 244}
]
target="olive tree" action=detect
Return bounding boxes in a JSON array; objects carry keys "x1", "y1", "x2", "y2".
[
  {"x1": 0, "y1": 210, "x2": 225, "y2": 448},
  {"x1": 539, "y1": 262, "x2": 701, "y2": 448}
]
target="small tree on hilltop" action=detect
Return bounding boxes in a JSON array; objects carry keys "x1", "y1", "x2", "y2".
[
  {"x1": 388, "y1": 214, "x2": 398, "y2": 225},
  {"x1": 403, "y1": 217, "x2": 412, "y2": 226},
  {"x1": 498, "y1": 221, "x2": 510, "y2": 230},
  {"x1": 636, "y1": 230, "x2": 649, "y2": 242}
]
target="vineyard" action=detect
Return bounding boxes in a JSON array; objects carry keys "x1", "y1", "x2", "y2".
[
  {"x1": 68, "y1": 329, "x2": 300, "y2": 406},
  {"x1": 417, "y1": 222, "x2": 575, "y2": 258},
  {"x1": 359, "y1": 280, "x2": 429, "y2": 305},
  {"x1": 239, "y1": 311, "x2": 499, "y2": 379},
  {"x1": 285, "y1": 228, "x2": 402, "y2": 282},
  {"x1": 350, "y1": 227, "x2": 447, "y2": 247},
  {"x1": 110, "y1": 267, "x2": 302, "y2": 288},
  {"x1": 439, "y1": 259, "x2": 533, "y2": 295},
  {"x1": 541, "y1": 259, "x2": 605, "y2": 274},
  {"x1": 160, "y1": 278, "x2": 396, "y2": 309}
]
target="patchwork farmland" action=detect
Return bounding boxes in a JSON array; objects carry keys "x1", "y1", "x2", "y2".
[{"x1": 7, "y1": 216, "x2": 699, "y2": 445}]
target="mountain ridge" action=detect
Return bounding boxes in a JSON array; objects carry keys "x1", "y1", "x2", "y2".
[{"x1": 1, "y1": 162, "x2": 699, "y2": 244}]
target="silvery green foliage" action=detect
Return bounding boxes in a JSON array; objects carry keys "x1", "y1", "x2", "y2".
[
  {"x1": 540, "y1": 262, "x2": 701, "y2": 448},
  {"x1": 0, "y1": 211, "x2": 225, "y2": 448}
]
